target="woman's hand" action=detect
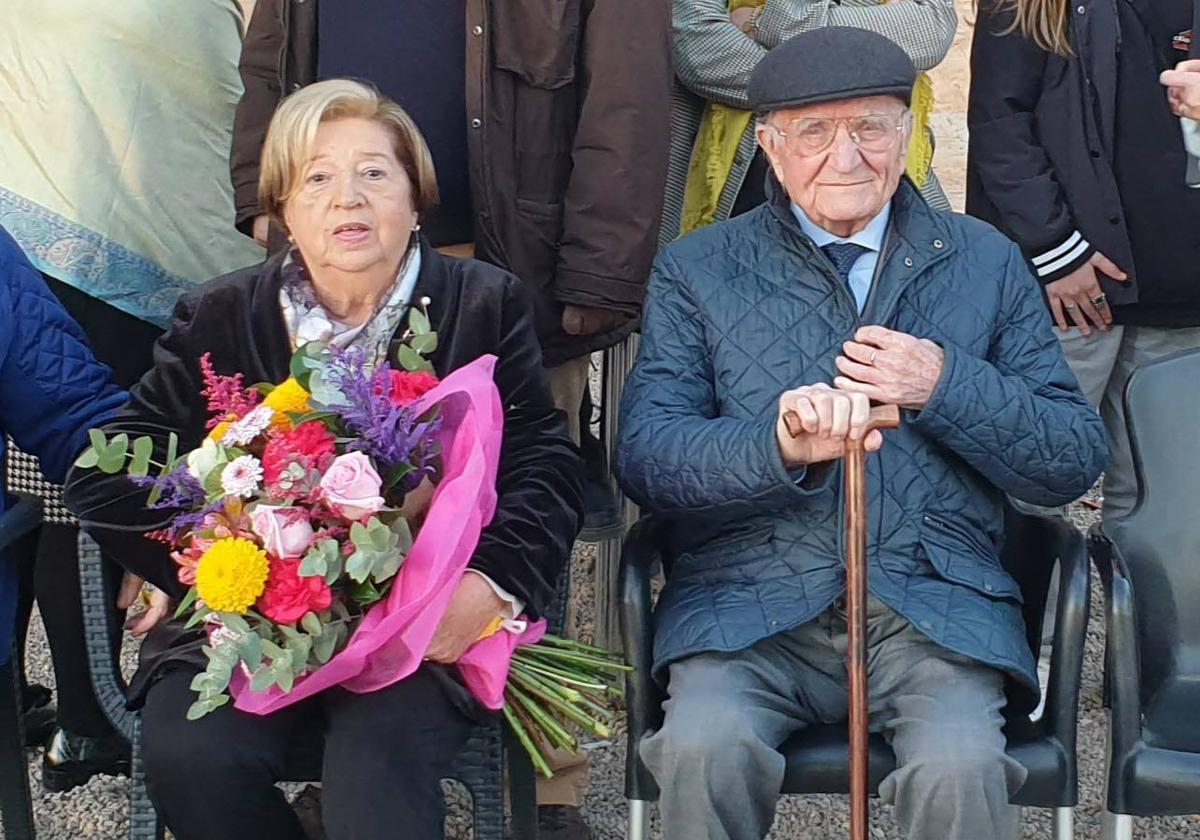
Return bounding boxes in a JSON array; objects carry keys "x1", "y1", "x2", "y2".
[
  {"x1": 425, "y1": 574, "x2": 508, "y2": 664},
  {"x1": 117, "y1": 573, "x2": 172, "y2": 637},
  {"x1": 1044, "y1": 252, "x2": 1127, "y2": 336}
]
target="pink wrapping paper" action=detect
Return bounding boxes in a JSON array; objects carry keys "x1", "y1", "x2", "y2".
[{"x1": 231, "y1": 354, "x2": 544, "y2": 713}]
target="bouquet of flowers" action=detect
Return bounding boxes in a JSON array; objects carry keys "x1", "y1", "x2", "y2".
[{"x1": 77, "y1": 306, "x2": 626, "y2": 775}]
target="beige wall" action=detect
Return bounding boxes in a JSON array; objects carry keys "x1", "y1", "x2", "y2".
[{"x1": 927, "y1": 0, "x2": 976, "y2": 210}]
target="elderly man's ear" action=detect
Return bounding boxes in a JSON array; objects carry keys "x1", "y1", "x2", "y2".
[{"x1": 754, "y1": 123, "x2": 787, "y2": 184}]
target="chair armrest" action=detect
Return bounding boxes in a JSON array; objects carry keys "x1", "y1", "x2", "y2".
[
  {"x1": 0, "y1": 495, "x2": 42, "y2": 553},
  {"x1": 1042, "y1": 515, "x2": 1090, "y2": 760},
  {"x1": 1091, "y1": 526, "x2": 1142, "y2": 810},
  {"x1": 619, "y1": 515, "x2": 667, "y2": 801},
  {"x1": 77, "y1": 530, "x2": 138, "y2": 740}
]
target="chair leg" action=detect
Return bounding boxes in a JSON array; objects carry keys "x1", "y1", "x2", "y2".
[
  {"x1": 1101, "y1": 811, "x2": 1133, "y2": 840},
  {"x1": 1053, "y1": 807, "x2": 1074, "y2": 840},
  {"x1": 628, "y1": 799, "x2": 652, "y2": 840},
  {"x1": 504, "y1": 725, "x2": 539, "y2": 840},
  {"x1": 0, "y1": 657, "x2": 35, "y2": 840},
  {"x1": 126, "y1": 721, "x2": 164, "y2": 840}
]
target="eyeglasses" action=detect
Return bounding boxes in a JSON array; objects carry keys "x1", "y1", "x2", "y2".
[{"x1": 768, "y1": 112, "x2": 910, "y2": 157}]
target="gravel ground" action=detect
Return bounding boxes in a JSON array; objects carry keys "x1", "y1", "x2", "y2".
[{"x1": 9, "y1": 490, "x2": 1200, "y2": 839}]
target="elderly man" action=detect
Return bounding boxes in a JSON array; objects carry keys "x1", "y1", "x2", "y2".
[{"x1": 615, "y1": 27, "x2": 1107, "y2": 840}]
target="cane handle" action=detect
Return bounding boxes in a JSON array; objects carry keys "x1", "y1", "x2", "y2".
[{"x1": 782, "y1": 403, "x2": 900, "y2": 439}]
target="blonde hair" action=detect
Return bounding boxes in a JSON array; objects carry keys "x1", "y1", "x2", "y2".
[
  {"x1": 982, "y1": 0, "x2": 1073, "y2": 57},
  {"x1": 259, "y1": 79, "x2": 439, "y2": 231}
]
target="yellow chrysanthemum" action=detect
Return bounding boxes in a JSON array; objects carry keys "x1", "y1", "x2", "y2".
[
  {"x1": 263, "y1": 378, "x2": 311, "y2": 430},
  {"x1": 208, "y1": 418, "x2": 233, "y2": 443},
  {"x1": 195, "y1": 537, "x2": 270, "y2": 614}
]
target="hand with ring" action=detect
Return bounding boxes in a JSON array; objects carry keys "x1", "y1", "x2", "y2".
[{"x1": 1043, "y1": 251, "x2": 1127, "y2": 336}]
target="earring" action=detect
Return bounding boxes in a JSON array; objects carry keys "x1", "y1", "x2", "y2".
[{"x1": 412, "y1": 223, "x2": 422, "y2": 232}]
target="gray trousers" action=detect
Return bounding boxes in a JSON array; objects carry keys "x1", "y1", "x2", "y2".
[
  {"x1": 642, "y1": 598, "x2": 1027, "y2": 840},
  {"x1": 1058, "y1": 324, "x2": 1200, "y2": 520}
]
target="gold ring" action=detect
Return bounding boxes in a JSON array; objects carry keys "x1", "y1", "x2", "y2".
[{"x1": 869, "y1": 349, "x2": 878, "y2": 364}]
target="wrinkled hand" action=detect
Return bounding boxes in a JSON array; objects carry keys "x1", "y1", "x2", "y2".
[
  {"x1": 251, "y1": 214, "x2": 270, "y2": 248},
  {"x1": 1162, "y1": 60, "x2": 1200, "y2": 120},
  {"x1": 425, "y1": 573, "x2": 507, "y2": 664},
  {"x1": 1044, "y1": 252, "x2": 1127, "y2": 335},
  {"x1": 117, "y1": 573, "x2": 171, "y2": 638},
  {"x1": 561, "y1": 305, "x2": 628, "y2": 337},
  {"x1": 776, "y1": 384, "x2": 883, "y2": 467},
  {"x1": 833, "y1": 326, "x2": 944, "y2": 410}
]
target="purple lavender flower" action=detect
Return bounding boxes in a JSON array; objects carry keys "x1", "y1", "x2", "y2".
[{"x1": 322, "y1": 347, "x2": 441, "y2": 474}]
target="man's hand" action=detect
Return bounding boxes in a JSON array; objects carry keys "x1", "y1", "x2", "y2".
[
  {"x1": 1162, "y1": 59, "x2": 1200, "y2": 120},
  {"x1": 833, "y1": 326, "x2": 944, "y2": 410},
  {"x1": 117, "y1": 573, "x2": 171, "y2": 638},
  {"x1": 425, "y1": 573, "x2": 508, "y2": 664},
  {"x1": 251, "y1": 214, "x2": 270, "y2": 248},
  {"x1": 1044, "y1": 252, "x2": 1127, "y2": 335},
  {"x1": 562, "y1": 305, "x2": 628, "y2": 337},
  {"x1": 776, "y1": 384, "x2": 883, "y2": 467}
]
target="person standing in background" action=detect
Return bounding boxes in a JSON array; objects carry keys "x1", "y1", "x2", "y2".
[
  {"x1": 661, "y1": 0, "x2": 958, "y2": 247},
  {"x1": 967, "y1": 0, "x2": 1200, "y2": 521},
  {"x1": 0, "y1": 0, "x2": 265, "y2": 792},
  {"x1": 227, "y1": 3, "x2": 672, "y2": 836}
]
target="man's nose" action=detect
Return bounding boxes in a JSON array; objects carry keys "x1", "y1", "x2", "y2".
[{"x1": 827, "y1": 125, "x2": 864, "y2": 171}]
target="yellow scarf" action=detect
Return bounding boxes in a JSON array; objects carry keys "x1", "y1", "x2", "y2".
[{"x1": 680, "y1": 1, "x2": 934, "y2": 236}]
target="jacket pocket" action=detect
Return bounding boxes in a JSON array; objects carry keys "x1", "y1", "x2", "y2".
[
  {"x1": 491, "y1": 0, "x2": 580, "y2": 89},
  {"x1": 920, "y1": 515, "x2": 1023, "y2": 602},
  {"x1": 505, "y1": 199, "x2": 563, "y2": 291}
]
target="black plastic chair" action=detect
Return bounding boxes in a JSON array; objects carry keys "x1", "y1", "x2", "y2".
[
  {"x1": 620, "y1": 503, "x2": 1089, "y2": 840},
  {"x1": 1090, "y1": 348, "x2": 1200, "y2": 840},
  {"x1": 78, "y1": 529, "x2": 559, "y2": 840},
  {"x1": 0, "y1": 493, "x2": 43, "y2": 840}
]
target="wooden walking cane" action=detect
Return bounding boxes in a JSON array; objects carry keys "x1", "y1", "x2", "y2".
[{"x1": 784, "y1": 403, "x2": 901, "y2": 840}]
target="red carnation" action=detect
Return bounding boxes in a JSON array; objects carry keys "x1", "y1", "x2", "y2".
[
  {"x1": 256, "y1": 556, "x2": 333, "y2": 624},
  {"x1": 262, "y1": 421, "x2": 337, "y2": 485},
  {"x1": 388, "y1": 370, "x2": 440, "y2": 406}
]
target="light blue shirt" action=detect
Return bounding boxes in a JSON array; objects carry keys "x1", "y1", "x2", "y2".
[{"x1": 791, "y1": 202, "x2": 891, "y2": 314}]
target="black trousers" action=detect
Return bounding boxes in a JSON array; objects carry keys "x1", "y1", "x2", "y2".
[{"x1": 141, "y1": 665, "x2": 475, "y2": 840}]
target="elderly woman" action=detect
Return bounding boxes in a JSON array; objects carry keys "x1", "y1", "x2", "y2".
[{"x1": 65, "y1": 79, "x2": 583, "y2": 840}]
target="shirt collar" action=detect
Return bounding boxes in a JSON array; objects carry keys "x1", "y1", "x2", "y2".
[{"x1": 790, "y1": 201, "x2": 891, "y2": 253}]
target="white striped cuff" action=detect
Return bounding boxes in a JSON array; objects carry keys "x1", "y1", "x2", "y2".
[{"x1": 1031, "y1": 230, "x2": 1092, "y2": 278}]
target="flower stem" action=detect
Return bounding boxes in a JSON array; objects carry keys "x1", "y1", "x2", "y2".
[{"x1": 502, "y1": 702, "x2": 555, "y2": 778}]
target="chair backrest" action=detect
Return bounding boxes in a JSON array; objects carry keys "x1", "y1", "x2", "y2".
[{"x1": 1108, "y1": 348, "x2": 1200, "y2": 713}]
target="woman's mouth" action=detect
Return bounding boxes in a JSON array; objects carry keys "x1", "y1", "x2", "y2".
[{"x1": 332, "y1": 222, "x2": 371, "y2": 244}]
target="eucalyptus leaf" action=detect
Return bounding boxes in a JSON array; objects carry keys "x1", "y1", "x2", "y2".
[
  {"x1": 238, "y1": 632, "x2": 264, "y2": 671},
  {"x1": 219, "y1": 612, "x2": 251, "y2": 636},
  {"x1": 129, "y1": 436, "x2": 154, "y2": 477},
  {"x1": 394, "y1": 344, "x2": 427, "y2": 372},
  {"x1": 324, "y1": 550, "x2": 344, "y2": 586},
  {"x1": 74, "y1": 447, "x2": 101, "y2": 469},
  {"x1": 88, "y1": 428, "x2": 108, "y2": 452},
  {"x1": 301, "y1": 612, "x2": 322, "y2": 637},
  {"x1": 312, "y1": 627, "x2": 339, "y2": 664},
  {"x1": 164, "y1": 432, "x2": 179, "y2": 470},
  {"x1": 409, "y1": 332, "x2": 438, "y2": 355},
  {"x1": 250, "y1": 667, "x2": 277, "y2": 693},
  {"x1": 408, "y1": 308, "x2": 431, "y2": 336},
  {"x1": 300, "y1": 539, "x2": 338, "y2": 578}
]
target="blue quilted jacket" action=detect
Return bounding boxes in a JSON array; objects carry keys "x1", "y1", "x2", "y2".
[
  {"x1": 616, "y1": 182, "x2": 1107, "y2": 693},
  {"x1": 0, "y1": 227, "x2": 126, "y2": 663}
]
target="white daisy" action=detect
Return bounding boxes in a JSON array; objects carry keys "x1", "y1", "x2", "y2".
[
  {"x1": 220, "y1": 455, "x2": 264, "y2": 498},
  {"x1": 221, "y1": 405, "x2": 275, "y2": 447}
]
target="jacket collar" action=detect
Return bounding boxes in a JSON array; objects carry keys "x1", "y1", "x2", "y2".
[{"x1": 765, "y1": 173, "x2": 957, "y2": 322}]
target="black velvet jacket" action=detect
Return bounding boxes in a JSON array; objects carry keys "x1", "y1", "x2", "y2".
[{"x1": 64, "y1": 240, "x2": 583, "y2": 699}]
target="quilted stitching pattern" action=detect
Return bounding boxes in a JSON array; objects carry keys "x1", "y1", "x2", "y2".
[
  {"x1": 0, "y1": 227, "x2": 127, "y2": 505},
  {"x1": 616, "y1": 185, "x2": 1107, "y2": 690}
]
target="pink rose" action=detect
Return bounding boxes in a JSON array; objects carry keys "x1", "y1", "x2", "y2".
[
  {"x1": 249, "y1": 505, "x2": 315, "y2": 558},
  {"x1": 319, "y1": 452, "x2": 385, "y2": 521}
]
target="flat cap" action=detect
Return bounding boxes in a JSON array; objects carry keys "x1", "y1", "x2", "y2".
[{"x1": 747, "y1": 27, "x2": 916, "y2": 112}]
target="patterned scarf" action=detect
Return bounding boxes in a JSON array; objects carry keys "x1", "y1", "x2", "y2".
[{"x1": 278, "y1": 242, "x2": 422, "y2": 368}]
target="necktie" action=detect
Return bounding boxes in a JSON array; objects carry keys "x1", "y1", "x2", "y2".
[{"x1": 821, "y1": 242, "x2": 871, "y2": 282}]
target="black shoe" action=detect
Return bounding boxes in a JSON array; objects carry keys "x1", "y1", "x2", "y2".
[
  {"x1": 537, "y1": 805, "x2": 593, "y2": 840},
  {"x1": 41, "y1": 728, "x2": 131, "y2": 793},
  {"x1": 21, "y1": 684, "x2": 56, "y2": 748}
]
